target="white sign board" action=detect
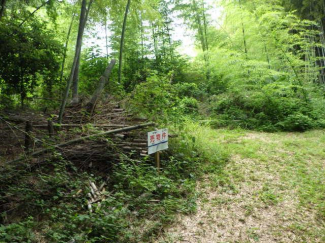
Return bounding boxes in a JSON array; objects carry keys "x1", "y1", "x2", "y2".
[{"x1": 147, "y1": 129, "x2": 168, "y2": 155}]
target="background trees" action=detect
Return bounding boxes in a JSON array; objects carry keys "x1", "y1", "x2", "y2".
[
  {"x1": 0, "y1": 18, "x2": 62, "y2": 107},
  {"x1": 1, "y1": 0, "x2": 325, "y2": 241},
  {"x1": 0, "y1": 0, "x2": 324, "y2": 131}
]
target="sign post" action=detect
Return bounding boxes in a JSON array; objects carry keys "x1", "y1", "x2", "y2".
[
  {"x1": 155, "y1": 151, "x2": 160, "y2": 171},
  {"x1": 148, "y1": 129, "x2": 168, "y2": 170}
]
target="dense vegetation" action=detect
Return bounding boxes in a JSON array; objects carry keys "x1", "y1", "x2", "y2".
[
  {"x1": 0, "y1": 0, "x2": 324, "y2": 131},
  {"x1": 0, "y1": 0, "x2": 325, "y2": 241}
]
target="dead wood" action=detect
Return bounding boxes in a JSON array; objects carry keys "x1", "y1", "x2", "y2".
[
  {"x1": 86, "y1": 59, "x2": 116, "y2": 114},
  {"x1": 34, "y1": 123, "x2": 128, "y2": 128},
  {"x1": 5, "y1": 122, "x2": 154, "y2": 164}
]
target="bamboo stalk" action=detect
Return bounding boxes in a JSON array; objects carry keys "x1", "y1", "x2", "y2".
[
  {"x1": 5, "y1": 122, "x2": 154, "y2": 164},
  {"x1": 33, "y1": 123, "x2": 128, "y2": 128}
]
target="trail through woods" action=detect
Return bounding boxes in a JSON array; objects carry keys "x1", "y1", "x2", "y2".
[{"x1": 157, "y1": 130, "x2": 325, "y2": 243}]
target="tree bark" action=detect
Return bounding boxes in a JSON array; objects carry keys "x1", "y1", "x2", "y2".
[
  {"x1": 59, "y1": 14, "x2": 75, "y2": 97},
  {"x1": 239, "y1": 0, "x2": 248, "y2": 59},
  {"x1": 201, "y1": 0, "x2": 210, "y2": 80},
  {"x1": 118, "y1": 0, "x2": 131, "y2": 84},
  {"x1": 152, "y1": 23, "x2": 159, "y2": 63},
  {"x1": 71, "y1": 0, "x2": 93, "y2": 105},
  {"x1": 59, "y1": 0, "x2": 92, "y2": 123},
  {"x1": 59, "y1": 0, "x2": 86, "y2": 122},
  {"x1": 86, "y1": 59, "x2": 116, "y2": 114},
  {"x1": 71, "y1": 54, "x2": 80, "y2": 104},
  {"x1": 192, "y1": 0, "x2": 209, "y2": 79},
  {"x1": 105, "y1": 15, "x2": 109, "y2": 60},
  {"x1": 192, "y1": 0, "x2": 206, "y2": 52}
]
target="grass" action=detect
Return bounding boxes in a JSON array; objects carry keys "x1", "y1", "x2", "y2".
[
  {"x1": 1, "y1": 121, "x2": 325, "y2": 242},
  {"x1": 160, "y1": 122, "x2": 325, "y2": 242}
]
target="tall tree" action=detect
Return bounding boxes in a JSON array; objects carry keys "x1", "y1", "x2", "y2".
[
  {"x1": 178, "y1": 0, "x2": 210, "y2": 79},
  {"x1": 71, "y1": 0, "x2": 93, "y2": 104},
  {"x1": 59, "y1": 0, "x2": 93, "y2": 123},
  {"x1": 118, "y1": 0, "x2": 131, "y2": 84},
  {"x1": 59, "y1": 13, "x2": 75, "y2": 95}
]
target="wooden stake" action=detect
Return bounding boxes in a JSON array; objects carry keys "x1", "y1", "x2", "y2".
[
  {"x1": 24, "y1": 121, "x2": 33, "y2": 153},
  {"x1": 155, "y1": 151, "x2": 160, "y2": 172},
  {"x1": 47, "y1": 120, "x2": 54, "y2": 138}
]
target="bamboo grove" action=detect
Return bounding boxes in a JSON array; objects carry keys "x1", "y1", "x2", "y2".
[{"x1": 0, "y1": 0, "x2": 325, "y2": 131}]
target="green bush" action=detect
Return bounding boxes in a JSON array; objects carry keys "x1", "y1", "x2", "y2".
[
  {"x1": 0, "y1": 217, "x2": 36, "y2": 243},
  {"x1": 276, "y1": 112, "x2": 315, "y2": 131},
  {"x1": 128, "y1": 72, "x2": 178, "y2": 121},
  {"x1": 208, "y1": 88, "x2": 323, "y2": 131},
  {"x1": 179, "y1": 97, "x2": 199, "y2": 114},
  {"x1": 174, "y1": 82, "x2": 200, "y2": 98}
]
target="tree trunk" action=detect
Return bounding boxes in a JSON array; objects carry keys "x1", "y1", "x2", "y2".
[
  {"x1": 71, "y1": 54, "x2": 80, "y2": 104},
  {"x1": 105, "y1": 15, "x2": 109, "y2": 60},
  {"x1": 192, "y1": 0, "x2": 206, "y2": 52},
  {"x1": 201, "y1": 0, "x2": 210, "y2": 80},
  {"x1": 239, "y1": 0, "x2": 248, "y2": 59},
  {"x1": 241, "y1": 21, "x2": 248, "y2": 58},
  {"x1": 59, "y1": 14, "x2": 75, "y2": 97},
  {"x1": 202, "y1": 1, "x2": 209, "y2": 52},
  {"x1": 118, "y1": 0, "x2": 131, "y2": 84},
  {"x1": 71, "y1": 0, "x2": 93, "y2": 105},
  {"x1": 0, "y1": 0, "x2": 7, "y2": 20},
  {"x1": 86, "y1": 59, "x2": 116, "y2": 114},
  {"x1": 140, "y1": 14, "x2": 144, "y2": 61},
  {"x1": 152, "y1": 23, "x2": 159, "y2": 64},
  {"x1": 192, "y1": 0, "x2": 209, "y2": 79},
  {"x1": 59, "y1": 0, "x2": 92, "y2": 123}
]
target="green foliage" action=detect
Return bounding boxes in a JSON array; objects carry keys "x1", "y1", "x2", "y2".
[
  {"x1": 277, "y1": 112, "x2": 315, "y2": 131},
  {"x1": 179, "y1": 97, "x2": 199, "y2": 114},
  {"x1": 128, "y1": 72, "x2": 179, "y2": 121},
  {"x1": 174, "y1": 82, "x2": 200, "y2": 98},
  {"x1": 0, "y1": 19, "x2": 62, "y2": 107},
  {"x1": 79, "y1": 48, "x2": 110, "y2": 95},
  {"x1": 0, "y1": 217, "x2": 37, "y2": 243},
  {"x1": 190, "y1": 0, "x2": 325, "y2": 131}
]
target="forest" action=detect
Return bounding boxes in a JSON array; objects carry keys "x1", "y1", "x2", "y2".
[{"x1": 0, "y1": 0, "x2": 325, "y2": 242}]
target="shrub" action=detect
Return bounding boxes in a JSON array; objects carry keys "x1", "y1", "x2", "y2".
[
  {"x1": 128, "y1": 72, "x2": 178, "y2": 122},
  {"x1": 179, "y1": 97, "x2": 199, "y2": 114},
  {"x1": 276, "y1": 112, "x2": 315, "y2": 131},
  {"x1": 174, "y1": 82, "x2": 200, "y2": 98}
]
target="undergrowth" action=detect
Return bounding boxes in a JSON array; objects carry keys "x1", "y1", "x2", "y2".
[{"x1": 0, "y1": 121, "x2": 227, "y2": 243}]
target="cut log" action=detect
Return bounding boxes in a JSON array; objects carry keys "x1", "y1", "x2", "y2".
[
  {"x1": 117, "y1": 142, "x2": 147, "y2": 146},
  {"x1": 6, "y1": 122, "x2": 155, "y2": 164},
  {"x1": 34, "y1": 123, "x2": 128, "y2": 128},
  {"x1": 133, "y1": 139, "x2": 147, "y2": 143},
  {"x1": 122, "y1": 146, "x2": 145, "y2": 151}
]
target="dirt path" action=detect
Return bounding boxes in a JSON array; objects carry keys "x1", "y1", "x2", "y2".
[{"x1": 157, "y1": 130, "x2": 325, "y2": 243}]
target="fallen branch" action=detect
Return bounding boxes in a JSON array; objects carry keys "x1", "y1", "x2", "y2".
[
  {"x1": 86, "y1": 59, "x2": 116, "y2": 114},
  {"x1": 5, "y1": 122, "x2": 154, "y2": 164},
  {"x1": 33, "y1": 123, "x2": 128, "y2": 128}
]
